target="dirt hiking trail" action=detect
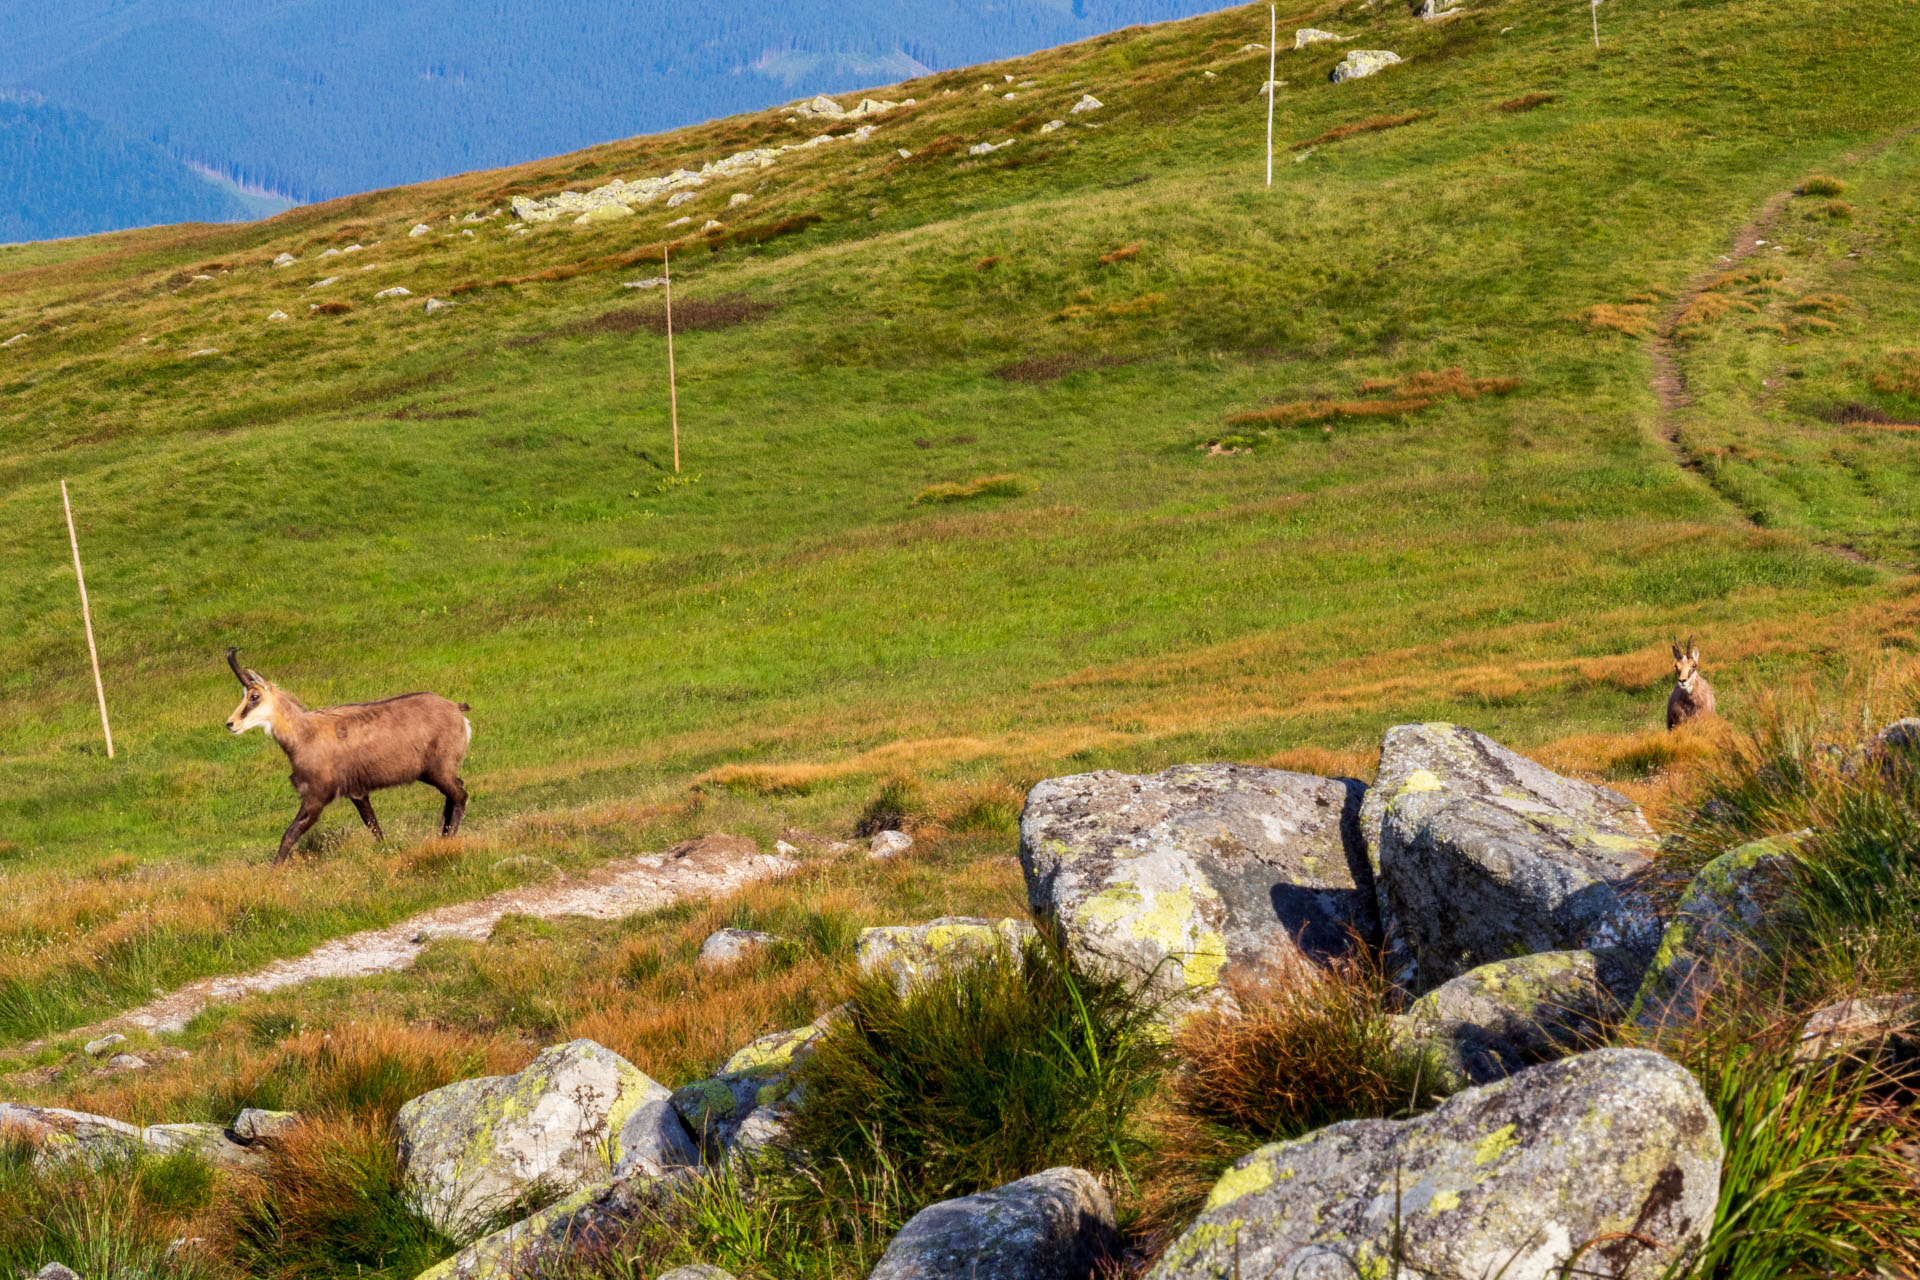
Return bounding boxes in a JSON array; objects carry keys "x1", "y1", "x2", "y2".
[{"x1": 75, "y1": 835, "x2": 794, "y2": 1040}]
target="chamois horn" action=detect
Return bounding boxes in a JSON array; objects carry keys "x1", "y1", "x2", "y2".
[{"x1": 227, "y1": 646, "x2": 252, "y2": 686}]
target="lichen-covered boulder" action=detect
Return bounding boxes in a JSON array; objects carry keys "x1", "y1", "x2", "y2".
[
  {"x1": 1416, "y1": 0, "x2": 1462, "y2": 18},
  {"x1": 232, "y1": 1108, "x2": 301, "y2": 1144},
  {"x1": 869, "y1": 1166, "x2": 1118, "y2": 1280},
  {"x1": 1362, "y1": 723, "x2": 1662, "y2": 990},
  {"x1": 670, "y1": 1018, "x2": 829, "y2": 1157},
  {"x1": 1795, "y1": 992, "x2": 1919, "y2": 1069},
  {"x1": 1630, "y1": 836, "x2": 1797, "y2": 1030},
  {"x1": 1294, "y1": 28, "x2": 1347, "y2": 49},
  {"x1": 1330, "y1": 50, "x2": 1403, "y2": 83},
  {"x1": 1020, "y1": 765, "x2": 1373, "y2": 1012},
  {"x1": 869, "y1": 830, "x2": 914, "y2": 859},
  {"x1": 1150, "y1": 1050, "x2": 1721, "y2": 1280},
  {"x1": 415, "y1": 1173, "x2": 673, "y2": 1280},
  {"x1": 0, "y1": 1104, "x2": 144, "y2": 1164},
  {"x1": 1386, "y1": 1014, "x2": 1525, "y2": 1092},
  {"x1": 143, "y1": 1122, "x2": 267, "y2": 1172},
  {"x1": 395, "y1": 1039, "x2": 674, "y2": 1241},
  {"x1": 1410, "y1": 949, "x2": 1639, "y2": 1063},
  {"x1": 855, "y1": 917, "x2": 1037, "y2": 994}
]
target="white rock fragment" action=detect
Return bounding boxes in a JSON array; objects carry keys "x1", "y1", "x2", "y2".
[
  {"x1": 1041, "y1": 120, "x2": 1066, "y2": 133},
  {"x1": 342, "y1": 244, "x2": 363, "y2": 254},
  {"x1": 728, "y1": 191, "x2": 752, "y2": 207},
  {"x1": 267, "y1": 310, "x2": 289, "y2": 321},
  {"x1": 666, "y1": 190, "x2": 699, "y2": 208},
  {"x1": 622, "y1": 278, "x2": 667, "y2": 289},
  {"x1": 1258, "y1": 80, "x2": 1288, "y2": 97},
  {"x1": 1294, "y1": 148, "x2": 1316, "y2": 163},
  {"x1": 898, "y1": 148, "x2": 914, "y2": 158},
  {"x1": 1331, "y1": 49, "x2": 1403, "y2": 83},
  {"x1": 1, "y1": 334, "x2": 26, "y2": 347},
  {"x1": 375, "y1": 286, "x2": 412, "y2": 299},
  {"x1": 665, "y1": 216, "x2": 692, "y2": 228},
  {"x1": 319, "y1": 247, "x2": 341, "y2": 258},
  {"x1": 308, "y1": 277, "x2": 338, "y2": 289},
  {"x1": 409, "y1": 223, "x2": 432, "y2": 237},
  {"x1": 188, "y1": 348, "x2": 219, "y2": 358},
  {"x1": 968, "y1": 139, "x2": 1015, "y2": 156},
  {"x1": 1002, "y1": 92, "x2": 1017, "y2": 100},
  {"x1": 272, "y1": 252, "x2": 297, "y2": 267},
  {"x1": 461, "y1": 229, "x2": 475, "y2": 237},
  {"x1": 1070, "y1": 94, "x2": 1103, "y2": 113},
  {"x1": 85, "y1": 1034, "x2": 126, "y2": 1058},
  {"x1": 701, "y1": 219, "x2": 723, "y2": 231},
  {"x1": 1295, "y1": 28, "x2": 1350, "y2": 49},
  {"x1": 424, "y1": 298, "x2": 454, "y2": 315},
  {"x1": 869, "y1": 830, "x2": 913, "y2": 859},
  {"x1": 191, "y1": 273, "x2": 214, "y2": 282}
]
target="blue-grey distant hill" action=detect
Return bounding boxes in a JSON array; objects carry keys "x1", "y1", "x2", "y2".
[{"x1": 1, "y1": 0, "x2": 1231, "y2": 241}]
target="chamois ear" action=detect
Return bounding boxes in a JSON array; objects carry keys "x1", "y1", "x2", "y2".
[{"x1": 1688, "y1": 636, "x2": 1700, "y2": 662}]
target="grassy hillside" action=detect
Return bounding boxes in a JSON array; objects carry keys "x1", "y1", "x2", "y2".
[{"x1": 2, "y1": 0, "x2": 1919, "y2": 1048}]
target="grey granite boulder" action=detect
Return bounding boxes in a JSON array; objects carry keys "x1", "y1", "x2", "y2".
[
  {"x1": 143, "y1": 1122, "x2": 266, "y2": 1172},
  {"x1": 395, "y1": 1039, "x2": 677, "y2": 1241},
  {"x1": 1410, "y1": 948, "x2": 1639, "y2": 1062},
  {"x1": 869, "y1": 1166, "x2": 1118, "y2": 1280},
  {"x1": 0, "y1": 1105, "x2": 143, "y2": 1164},
  {"x1": 1150, "y1": 1049, "x2": 1721, "y2": 1280},
  {"x1": 1795, "y1": 992, "x2": 1919, "y2": 1069},
  {"x1": 232, "y1": 1107, "x2": 301, "y2": 1144},
  {"x1": 1331, "y1": 50, "x2": 1403, "y2": 83},
  {"x1": 696, "y1": 928, "x2": 783, "y2": 969},
  {"x1": 1362, "y1": 723, "x2": 1662, "y2": 990},
  {"x1": 855, "y1": 917, "x2": 1037, "y2": 995},
  {"x1": 415, "y1": 1172, "x2": 675, "y2": 1280},
  {"x1": 670, "y1": 1017, "x2": 833, "y2": 1157},
  {"x1": 658, "y1": 1268, "x2": 736, "y2": 1280},
  {"x1": 1630, "y1": 836, "x2": 1797, "y2": 1030},
  {"x1": 1020, "y1": 764, "x2": 1373, "y2": 1012},
  {"x1": 1386, "y1": 1014, "x2": 1525, "y2": 1092}
]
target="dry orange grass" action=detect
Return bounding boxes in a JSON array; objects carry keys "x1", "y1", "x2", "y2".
[
  {"x1": 1290, "y1": 110, "x2": 1432, "y2": 151},
  {"x1": 1264, "y1": 744, "x2": 1378, "y2": 782},
  {"x1": 1871, "y1": 350, "x2": 1920, "y2": 398},
  {"x1": 1098, "y1": 242, "x2": 1142, "y2": 265},
  {"x1": 1224, "y1": 397, "x2": 1433, "y2": 427},
  {"x1": 1581, "y1": 302, "x2": 1656, "y2": 336}
]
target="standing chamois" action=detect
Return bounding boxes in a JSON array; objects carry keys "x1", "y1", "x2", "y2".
[
  {"x1": 225, "y1": 648, "x2": 471, "y2": 862},
  {"x1": 1666, "y1": 636, "x2": 1716, "y2": 731}
]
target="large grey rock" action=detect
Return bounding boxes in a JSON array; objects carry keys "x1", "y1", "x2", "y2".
[
  {"x1": 1630, "y1": 836, "x2": 1797, "y2": 1030},
  {"x1": 869, "y1": 829, "x2": 913, "y2": 859},
  {"x1": 143, "y1": 1122, "x2": 266, "y2": 1173},
  {"x1": 1020, "y1": 764, "x2": 1373, "y2": 1012},
  {"x1": 1417, "y1": 0, "x2": 1463, "y2": 17},
  {"x1": 869, "y1": 1166, "x2": 1118, "y2": 1280},
  {"x1": 1362, "y1": 723, "x2": 1662, "y2": 990},
  {"x1": 415, "y1": 1172, "x2": 674, "y2": 1280},
  {"x1": 395, "y1": 1039, "x2": 676, "y2": 1241},
  {"x1": 1294, "y1": 28, "x2": 1348, "y2": 49},
  {"x1": 1151, "y1": 1050, "x2": 1721, "y2": 1280},
  {"x1": 658, "y1": 1268, "x2": 736, "y2": 1280},
  {"x1": 232, "y1": 1108, "x2": 301, "y2": 1144},
  {"x1": 1386, "y1": 1013, "x2": 1526, "y2": 1092},
  {"x1": 856, "y1": 917, "x2": 1037, "y2": 995},
  {"x1": 613, "y1": 1097, "x2": 702, "y2": 1179},
  {"x1": 1410, "y1": 948, "x2": 1639, "y2": 1063},
  {"x1": 1795, "y1": 992, "x2": 1919, "y2": 1069},
  {"x1": 83, "y1": 1034, "x2": 125, "y2": 1058},
  {"x1": 1330, "y1": 49, "x2": 1403, "y2": 82},
  {"x1": 670, "y1": 1018, "x2": 831, "y2": 1157},
  {"x1": 0, "y1": 1104, "x2": 143, "y2": 1163}
]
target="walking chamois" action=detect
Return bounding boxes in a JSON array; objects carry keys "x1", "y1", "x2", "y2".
[
  {"x1": 1666, "y1": 636, "x2": 1716, "y2": 730},
  {"x1": 225, "y1": 648, "x2": 471, "y2": 862}
]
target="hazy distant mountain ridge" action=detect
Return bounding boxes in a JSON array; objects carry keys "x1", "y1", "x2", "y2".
[{"x1": 1, "y1": 0, "x2": 1226, "y2": 239}]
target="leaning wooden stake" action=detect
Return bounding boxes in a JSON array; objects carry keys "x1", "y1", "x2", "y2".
[
  {"x1": 664, "y1": 244, "x2": 681, "y2": 474},
  {"x1": 61, "y1": 479, "x2": 114, "y2": 759},
  {"x1": 1265, "y1": 5, "x2": 1277, "y2": 187}
]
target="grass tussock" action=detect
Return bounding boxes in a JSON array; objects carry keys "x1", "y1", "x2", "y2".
[
  {"x1": 308, "y1": 301, "x2": 352, "y2": 317},
  {"x1": 1870, "y1": 349, "x2": 1920, "y2": 399},
  {"x1": 790, "y1": 937, "x2": 1168, "y2": 1202},
  {"x1": 913, "y1": 473, "x2": 1033, "y2": 504},
  {"x1": 1496, "y1": 92, "x2": 1555, "y2": 112},
  {"x1": 1798, "y1": 175, "x2": 1847, "y2": 197},
  {"x1": 1290, "y1": 110, "x2": 1431, "y2": 151},
  {"x1": 1581, "y1": 301, "x2": 1657, "y2": 336},
  {"x1": 1054, "y1": 292, "x2": 1163, "y2": 321},
  {"x1": 0, "y1": 1139, "x2": 224, "y2": 1280},
  {"x1": 852, "y1": 775, "x2": 928, "y2": 837}
]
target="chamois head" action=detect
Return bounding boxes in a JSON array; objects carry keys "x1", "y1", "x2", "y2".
[
  {"x1": 225, "y1": 647, "x2": 280, "y2": 735},
  {"x1": 1671, "y1": 636, "x2": 1702, "y2": 692}
]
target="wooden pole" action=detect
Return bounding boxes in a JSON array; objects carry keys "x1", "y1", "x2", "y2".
[
  {"x1": 1591, "y1": 0, "x2": 1601, "y2": 48},
  {"x1": 664, "y1": 244, "x2": 680, "y2": 474},
  {"x1": 61, "y1": 480, "x2": 114, "y2": 759},
  {"x1": 1265, "y1": 5, "x2": 1277, "y2": 186}
]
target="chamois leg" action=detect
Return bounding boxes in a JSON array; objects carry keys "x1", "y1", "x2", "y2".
[
  {"x1": 275, "y1": 796, "x2": 329, "y2": 864},
  {"x1": 350, "y1": 795, "x2": 384, "y2": 841},
  {"x1": 433, "y1": 774, "x2": 469, "y2": 837}
]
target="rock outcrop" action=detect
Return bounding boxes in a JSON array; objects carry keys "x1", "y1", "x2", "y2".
[
  {"x1": 1363, "y1": 723, "x2": 1662, "y2": 990},
  {"x1": 697, "y1": 928, "x2": 783, "y2": 969},
  {"x1": 1331, "y1": 50, "x2": 1403, "y2": 83},
  {"x1": 416, "y1": 1173, "x2": 672, "y2": 1280},
  {"x1": 395, "y1": 1039, "x2": 687, "y2": 1240},
  {"x1": 855, "y1": 917, "x2": 1037, "y2": 995},
  {"x1": 1409, "y1": 948, "x2": 1638, "y2": 1062},
  {"x1": 670, "y1": 1018, "x2": 831, "y2": 1158},
  {"x1": 869, "y1": 829, "x2": 913, "y2": 859},
  {"x1": 1021, "y1": 764, "x2": 1373, "y2": 1010},
  {"x1": 1150, "y1": 1050, "x2": 1721, "y2": 1280},
  {"x1": 1294, "y1": 28, "x2": 1348, "y2": 49},
  {"x1": 1630, "y1": 836, "x2": 1798, "y2": 1030},
  {"x1": 869, "y1": 1167, "x2": 1118, "y2": 1280}
]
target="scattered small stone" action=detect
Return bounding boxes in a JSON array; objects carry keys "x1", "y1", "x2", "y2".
[
  {"x1": 667, "y1": 190, "x2": 700, "y2": 208},
  {"x1": 409, "y1": 223, "x2": 432, "y2": 237},
  {"x1": 190, "y1": 273, "x2": 213, "y2": 282},
  {"x1": 232, "y1": 1108, "x2": 302, "y2": 1143},
  {"x1": 1002, "y1": 92, "x2": 1017, "y2": 100},
  {"x1": 697, "y1": 928, "x2": 784, "y2": 969},
  {"x1": 319, "y1": 247, "x2": 341, "y2": 258},
  {"x1": 272, "y1": 252, "x2": 297, "y2": 267},
  {"x1": 701, "y1": 219, "x2": 723, "y2": 231},
  {"x1": 374, "y1": 286, "x2": 413, "y2": 299},
  {"x1": 968, "y1": 140, "x2": 1014, "y2": 156},
  {"x1": 622, "y1": 278, "x2": 667, "y2": 290},
  {"x1": 1257, "y1": 80, "x2": 1288, "y2": 97},
  {"x1": 869, "y1": 829, "x2": 913, "y2": 859},
  {"x1": 1417, "y1": 0, "x2": 1463, "y2": 17},
  {"x1": 898, "y1": 148, "x2": 914, "y2": 158},
  {"x1": 461, "y1": 229, "x2": 475, "y2": 237},
  {"x1": 1070, "y1": 94, "x2": 1103, "y2": 113},
  {"x1": 84, "y1": 1034, "x2": 126, "y2": 1058},
  {"x1": 308, "y1": 277, "x2": 338, "y2": 289},
  {"x1": 1040, "y1": 119, "x2": 1066, "y2": 133},
  {"x1": 186, "y1": 349, "x2": 218, "y2": 359},
  {"x1": 774, "y1": 838, "x2": 801, "y2": 856},
  {"x1": 1293, "y1": 148, "x2": 1315, "y2": 163},
  {"x1": 1, "y1": 334, "x2": 26, "y2": 347},
  {"x1": 35, "y1": 1264, "x2": 79, "y2": 1280},
  {"x1": 857, "y1": 918, "x2": 1037, "y2": 995},
  {"x1": 267, "y1": 310, "x2": 289, "y2": 321},
  {"x1": 728, "y1": 192, "x2": 752, "y2": 207},
  {"x1": 1331, "y1": 50, "x2": 1403, "y2": 83},
  {"x1": 871, "y1": 1167, "x2": 1118, "y2": 1280},
  {"x1": 656, "y1": 1267, "x2": 736, "y2": 1280},
  {"x1": 1295, "y1": 27, "x2": 1349, "y2": 49},
  {"x1": 105, "y1": 1053, "x2": 147, "y2": 1070},
  {"x1": 342, "y1": 244, "x2": 363, "y2": 254},
  {"x1": 665, "y1": 216, "x2": 692, "y2": 228}
]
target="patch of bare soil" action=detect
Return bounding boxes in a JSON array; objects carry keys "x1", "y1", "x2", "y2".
[
  {"x1": 74, "y1": 834, "x2": 794, "y2": 1039},
  {"x1": 994, "y1": 353, "x2": 1127, "y2": 383}
]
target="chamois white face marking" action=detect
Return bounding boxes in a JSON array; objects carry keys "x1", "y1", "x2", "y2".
[{"x1": 228, "y1": 683, "x2": 274, "y2": 734}]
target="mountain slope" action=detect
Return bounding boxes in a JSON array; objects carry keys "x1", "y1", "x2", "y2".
[{"x1": 0, "y1": 0, "x2": 1917, "y2": 1042}]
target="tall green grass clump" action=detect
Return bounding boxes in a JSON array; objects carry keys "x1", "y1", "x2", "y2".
[
  {"x1": 0, "y1": 1139, "x2": 224, "y2": 1280},
  {"x1": 790, "y1": 936, "x2": 1168, "y2": 1202}
]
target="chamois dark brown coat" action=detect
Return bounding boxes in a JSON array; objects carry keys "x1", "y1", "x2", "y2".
[
  {"x1": 1666, "y1": 637, "x2": 1716, "y2": 731},
  {"x1": 225, "y1": 649, "x2": 471, "y2": 862}
]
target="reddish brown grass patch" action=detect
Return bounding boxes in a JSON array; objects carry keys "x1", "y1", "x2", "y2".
[
  {"x1": 1098, "y1": 243, "x2": 1142, "y2": 265},
  {"x1": 1291, "y1": 110, "x2": 1431, "y2": 151},
  {"x1": 1497, "y1": 92, "x2": 1555, "y2": 113}
]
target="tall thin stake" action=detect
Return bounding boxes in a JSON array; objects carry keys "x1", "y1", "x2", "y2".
[
  {"x1": 1265, "y1": 5, "x2": 1277, "y2": 186},
  {"x1": 664, "y1": 244, "x2": 680, "y2": 474},
  {"x1": 61, "y1": 480, "x2": 114, "y2": 759},
  {"x1": 1591, "y1": 0, "x2": 1601, "y2": 48}
]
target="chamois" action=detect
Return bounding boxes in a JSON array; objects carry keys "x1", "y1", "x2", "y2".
[
  {"x1": 225, "y1": 648, "x2": 471, "y2": 863},
  {"x1": 1666, "y1": 636, "x2": 1716, "y2": 731}
]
